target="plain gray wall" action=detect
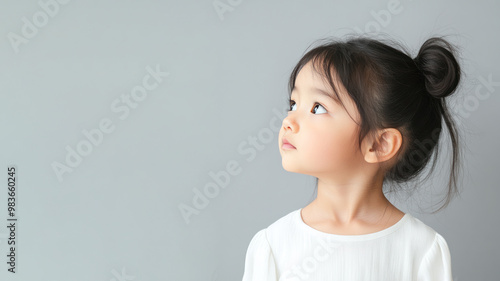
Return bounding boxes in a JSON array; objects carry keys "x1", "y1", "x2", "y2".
[{"x1": 0, "y1": 0, "x2": 498, "y2": 280}]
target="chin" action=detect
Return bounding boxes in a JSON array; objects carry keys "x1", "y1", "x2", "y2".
[{"x1": 281, "y1": 161, "x2": 300, "y2": 173}]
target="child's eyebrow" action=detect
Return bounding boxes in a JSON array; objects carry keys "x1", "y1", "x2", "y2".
[{"x1": 292, "y1": 85, "x2": 341, "y2": 104}]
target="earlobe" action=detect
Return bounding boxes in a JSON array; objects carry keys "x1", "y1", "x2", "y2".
[
  {"x1": 362, "y1": 134, "x2": 380, "y2": 163},
  {"x1": 364, "y1": 146, "x2": 377, "y2": 163}
]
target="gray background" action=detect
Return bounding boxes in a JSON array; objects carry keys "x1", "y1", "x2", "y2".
[{"x1": 0, "y1": 0, "x2": 498, "y2": 280}]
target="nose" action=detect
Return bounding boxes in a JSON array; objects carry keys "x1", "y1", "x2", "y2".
[{"x1": 282, "y1": 114, "x2": 298, "y2": 133}]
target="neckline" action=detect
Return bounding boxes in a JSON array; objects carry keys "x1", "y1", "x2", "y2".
[{"x1": 296, "y1": 208, "x2": 409, "y2": 241}]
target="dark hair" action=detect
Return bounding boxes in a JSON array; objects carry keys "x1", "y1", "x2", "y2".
[{"x1": 288, "y1": 35, "x2": 463, "y2": 214}]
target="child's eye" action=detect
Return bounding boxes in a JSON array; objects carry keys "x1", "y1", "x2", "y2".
[
  {"x1": 312, "y1": 103, "x2": 327, "y2": 114},
  {"x1": 288, "y1": 100, "x2": 327, "y2": 114},
  {"x1": 289, "y1": 100, "x2": 297, "y2": 111}
]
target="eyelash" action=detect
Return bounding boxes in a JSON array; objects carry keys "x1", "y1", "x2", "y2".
[{"x1": 288, "y1": 99, "x2": 328, "y2": 114}]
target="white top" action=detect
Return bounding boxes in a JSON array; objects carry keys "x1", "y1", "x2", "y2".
[{"x1": 242, "y1": 208, "x2": 453, "y2": 281}]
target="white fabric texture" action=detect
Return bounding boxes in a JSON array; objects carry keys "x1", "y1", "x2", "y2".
[{"x1": 242, "y1": 208, "x2": 453, "y2": 281}]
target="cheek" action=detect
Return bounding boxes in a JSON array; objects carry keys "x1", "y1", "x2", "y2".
[
  {"x1": 316, "y1": 133, "x2": 351, "y2": 161},
  {"x1": 306, "y1": 124, "x2": 358, "y2": 166}
]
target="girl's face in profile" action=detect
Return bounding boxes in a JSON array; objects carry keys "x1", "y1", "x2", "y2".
[{"x1": 279, "y1": 61, "x2": 364, "y2": 179}]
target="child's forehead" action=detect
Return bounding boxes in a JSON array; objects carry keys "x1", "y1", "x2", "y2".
[
  {"x1": 293, "y1": 62, "x2": 346, "y2": 101},
  {"x1": 292, "y1": 84, "x2": 334, "y2": 102},
  {"x1": 294, "y1": 63, "x2": 331, "y2": 92}
]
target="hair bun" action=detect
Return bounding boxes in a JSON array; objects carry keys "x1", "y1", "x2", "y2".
[{"x1": 414, "y1": 37, "x2": 461, "y2": 99}]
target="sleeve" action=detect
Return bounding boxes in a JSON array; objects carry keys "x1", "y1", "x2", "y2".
[
  {"x1": 417, "y1": 233, "x2": 453, "y2": 281},
  {"x1": 241, "y1": 228, "x2": 278, "y2": 281}
]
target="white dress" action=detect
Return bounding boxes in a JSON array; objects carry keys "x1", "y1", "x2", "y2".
[{"x1": 242, "y1": 208, "x2": 453, "y2": 281}]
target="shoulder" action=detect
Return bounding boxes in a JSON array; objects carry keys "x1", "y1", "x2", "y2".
[
  {"x1": 402, "y1": 214, "x2": 451, "y2": 253},
  {"x1": 407, "y1": 216, "x2": 453, "y2": 279},
  {"x1": 244, "y1": 209, "x2": 298, "y2": 255},
  {"x1": 266, "y1": 208, "x2": 300, "y2": 238},
  {"x1": 247, "y1": 209, "x2": 299, "y2": 245}
]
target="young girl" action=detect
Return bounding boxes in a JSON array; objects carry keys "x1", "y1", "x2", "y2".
[{"x1": 242, "y1": 35, "x2": 462, "y2": 281}]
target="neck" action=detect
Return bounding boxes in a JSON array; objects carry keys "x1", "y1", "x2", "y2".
[{"x1": 311, "y1": 173, "x2": 391, "y2": 226}]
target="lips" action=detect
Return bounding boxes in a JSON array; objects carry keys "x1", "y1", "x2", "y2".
[{"x1": 282, "y1": 137, "x2": 296, "y2": 149}]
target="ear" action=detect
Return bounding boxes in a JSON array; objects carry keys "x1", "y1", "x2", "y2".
[{"x1": 362, "y1": 128, "x2": 403, "y2": 164}]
